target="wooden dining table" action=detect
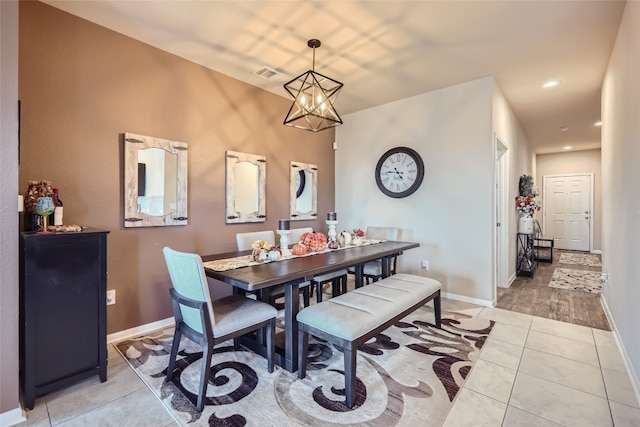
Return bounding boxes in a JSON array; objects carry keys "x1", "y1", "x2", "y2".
[{"x1": 202, "y1": 240, "x2": 420, "y2": 372}]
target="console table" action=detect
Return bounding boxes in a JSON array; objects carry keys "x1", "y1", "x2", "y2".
[{"x1": 516, "y1": 233, "x2": 536, "y2": 278}]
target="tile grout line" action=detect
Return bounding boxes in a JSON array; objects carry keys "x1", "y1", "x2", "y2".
[{"x1": 594, "y1": 327, "x2": 617, "y2": 426}]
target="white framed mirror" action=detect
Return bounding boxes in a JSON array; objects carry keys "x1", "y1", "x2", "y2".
[
  {"x1": 226, "y1": 151, "x2": 266, "y2": 223},
  {"x1": 124, "y1": 132, "x2": 188, "y2": 227},
  {"x1": 290, "y1": 161, "x2": 317, "y2": 221}
]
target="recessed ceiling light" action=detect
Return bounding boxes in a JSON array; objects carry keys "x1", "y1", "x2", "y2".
[
  {"x1": 563, "y1": 146, "x2": 573, "y2": 150},
  {"x1": 542, "y1": 80, "x2": 559, "y2": 89},
  {"x1": 594, "y1": 121, "x2": 603, "y2": 127},
  {"x1": 560, "y1": 125, "x2": 569, "y2": 132}
]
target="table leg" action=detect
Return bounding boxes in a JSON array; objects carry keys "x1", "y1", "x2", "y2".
[{"x1": 284, "y1": 281, "x2": 300, "y2": 372}]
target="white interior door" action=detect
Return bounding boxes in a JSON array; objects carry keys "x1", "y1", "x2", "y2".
[{"x1": 543, "y1": 174, "x2": 592, "y2": 251}]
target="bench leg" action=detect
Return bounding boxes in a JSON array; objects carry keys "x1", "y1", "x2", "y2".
[
  {"x1": 298, "y1": 327, "x2": 308, "y2": 379},
  {"x1": 344, "y1": 343, "x2": 357, "y2": 408},
  {"x1": 434, "y1": 292, "x2": 442, "y2": 329}
]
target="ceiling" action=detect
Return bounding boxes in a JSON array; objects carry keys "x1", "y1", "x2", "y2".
[{"x1": 42, "y1": 0, "x2": 626, "y2": 154}]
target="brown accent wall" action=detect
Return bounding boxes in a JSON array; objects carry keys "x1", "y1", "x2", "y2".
[{"x1": 19, "y1": 1, "x2": 336, "y2": 333}]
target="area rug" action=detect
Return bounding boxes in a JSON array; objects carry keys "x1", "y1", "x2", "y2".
[
  {"x1": 115, "y1": 308, "x2": 494, "y2": 426},
  {"x1": 559, "y1": 252, "x2": 602, "y2": 267},
  {"x1": 549, "y1": 267, "x2": 602, "y2": 294}
]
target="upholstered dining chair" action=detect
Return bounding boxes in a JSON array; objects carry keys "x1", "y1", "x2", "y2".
[
  {"x1": 287, "y1": 227, "x2": 349, "y2": 303},
  {"x1": 236, "y1": 230, "x2": 313, "y2": 306},
  {"x1": 162, "y1": 247, "x2": 276, "y2": 412},
  {"x1": 349, "y1": 226, "x2": 400, "y2": 284}
]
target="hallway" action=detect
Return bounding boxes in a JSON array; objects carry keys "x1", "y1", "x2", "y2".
[{"x1": 497, "y1": 250, "x2": 609, "y2": 330}]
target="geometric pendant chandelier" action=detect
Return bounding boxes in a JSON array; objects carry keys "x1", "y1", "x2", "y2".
[{"x1": 283, "y1": 39, "x2": 344, "y2": 132}]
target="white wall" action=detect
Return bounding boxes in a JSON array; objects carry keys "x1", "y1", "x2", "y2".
[
  {"x1": 336, "y1": 77, "x2": 495, "y2": 304},
  {"x1": 601, "y1": 0, "x2": 640, "y2": 397},
  {"x1": 492, "y1": 83, "x2": 534, "y2": 286},
  {"x1": 0, "y1": 0, "x2": 22, "y2": 423}
]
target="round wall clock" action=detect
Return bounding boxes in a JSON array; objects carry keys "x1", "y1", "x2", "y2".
[{"x1": 375, "y1": 146, "x2": 425, "y2": 198}]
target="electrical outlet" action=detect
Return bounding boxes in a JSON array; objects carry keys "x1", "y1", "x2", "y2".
[
  {"x1": 421, "y1": 260, "x2": 429, "y2": 271},
  {"x1": 601, "y1": 273, "x2": 609, "y2": 285},
  {"x1": 106, "y1": 289, "x2": 116, "y2": 305}
]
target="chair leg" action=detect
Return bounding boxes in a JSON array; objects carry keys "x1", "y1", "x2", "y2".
[
  {"x1": 266, "y1": 318, "x2": 275, "y2": 373},
  {"x1": 344, "y1": 343, "x2": 357, "y2": 409},
  {"x1": 297, "y1": 327, "x2": 309, "y2": 379},
  {"x1": 196, "y1": 341, "x2": 213, "y2": 412},
  {"x1": 165, "y1": 328, "x2": 182, "y2": 382},
  {"x1": 338, "y1": 275, "x2": 347, "y2": 295},
  {"x1": 315, "y1": 281, "x2": 323, "y2": 303},
  {"x1": 434, "y1": 294, "x2": 442, "y2": 329},
  {"x1": 303, "y1": 286, "x2": 310, "y2": 307}
]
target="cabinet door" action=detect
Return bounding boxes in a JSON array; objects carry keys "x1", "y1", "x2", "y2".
[{"x1": 24, "y1": 234, "x2": 104, "y2": 385}]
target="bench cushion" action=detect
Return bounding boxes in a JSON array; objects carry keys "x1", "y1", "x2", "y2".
[{"x1": 297, "y1": 274, "x2": 441, "y2": 341}]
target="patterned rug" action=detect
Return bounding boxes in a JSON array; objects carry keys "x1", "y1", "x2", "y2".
[
  {"x1": 115, "y1": 308, "x2": 493, "y2": 426},
  {"x1": 549, "y1": 267, "x2": 602, "y2": 294},
  {"x1": 559, "y1": 252, "x2": 602, "y2": 267}
]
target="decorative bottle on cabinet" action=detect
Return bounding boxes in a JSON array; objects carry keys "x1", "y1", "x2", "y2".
[
  {"x1": 52, "y1": 188, "x2": 64, "y2": 226},
  {"x1": 19, "y1": 228, "x2": 109, "y2": 409}
]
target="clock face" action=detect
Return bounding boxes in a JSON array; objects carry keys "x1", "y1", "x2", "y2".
[{"x1": 375, "y1": 147, "x2": 425, "y2": 198}]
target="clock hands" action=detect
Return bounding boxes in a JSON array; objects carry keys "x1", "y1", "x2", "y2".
[{"x1": 393, "y1": 167, "x2": 404, "y2": 181}]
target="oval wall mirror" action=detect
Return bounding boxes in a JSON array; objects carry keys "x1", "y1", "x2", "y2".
[
  {"x1": 290, "y1": 161, "x2": 317, "y2": 221},
  {"x1": 124, "y1": 132, "x2": 188, "y2": 227}
]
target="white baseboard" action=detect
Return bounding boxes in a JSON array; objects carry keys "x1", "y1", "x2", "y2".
[
  {"x1": 600, "y1": 295, "x2": 640, "y2": 406},
  {"x1": 441, "y1": 291, "x2": 494, "y2": 308},
  {"x1": 592, "y1": 249, "x2": 602, "y2": 254},
  {"x1": 0, "y1": 407, "x2": 26, "y2": 427},
  {"x1": 107, "y1": 317, "x2": 174, "y2": 344}
]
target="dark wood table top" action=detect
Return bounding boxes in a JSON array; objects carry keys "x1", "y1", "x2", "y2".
[{"x1": 202, "y1": 240, "x2": 419, "y2": 291}]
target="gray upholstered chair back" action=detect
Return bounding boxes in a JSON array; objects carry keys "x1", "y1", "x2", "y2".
[
  {"x1": 367, "y1": 226, "x2": 399, "y2": 241},
  {"x1": 236, "y1": 230, "x2": 275, "y2": 251},
  {"x1": 288, "y1": 227, "x2": 313, "y2": 245},
  {"x1": 162, "y1": 247, "x2": 215, "y2": 333}
]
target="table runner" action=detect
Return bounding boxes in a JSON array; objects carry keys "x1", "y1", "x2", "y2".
[{"x1": 203, "y1": 239, "x2": 383, "y2": 272}]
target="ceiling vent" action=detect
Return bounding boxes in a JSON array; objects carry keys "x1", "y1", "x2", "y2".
[{"x1": 252, "y1": 66, "x2": 283, "y2": 80}]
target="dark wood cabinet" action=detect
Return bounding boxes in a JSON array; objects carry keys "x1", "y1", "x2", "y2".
[{"x1": 19, "y1": 229, "x2": 109, "y2": 409}]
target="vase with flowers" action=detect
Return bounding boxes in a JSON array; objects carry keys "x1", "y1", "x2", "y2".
[
  {"x1": 515, "y1": 174, "x2": 541, "y2": 234},
  {"x1": 251, "y1": 240, "x2": 272, "y2": 262},
  {"x1": 515, "y1": 195, "x2": 541, "y2": 234}
]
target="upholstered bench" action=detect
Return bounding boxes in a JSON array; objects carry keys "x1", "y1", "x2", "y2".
[{"x1": 297, "y1": 273, "x2": 442, "y2": 408}]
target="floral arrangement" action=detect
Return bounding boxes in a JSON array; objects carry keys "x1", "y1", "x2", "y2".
[
  {"x1": 251, "y1": 240, "x2": 272, "y2": 251},
  {"x1": 352, "y1": 228, "x2": 366, "y2": 238},
  {"x1": 515, "y1": 196, "x2": 541, "y2": 217},
  {"x1": 300, "y1": 232, "x2": 327, "y2": 252}
]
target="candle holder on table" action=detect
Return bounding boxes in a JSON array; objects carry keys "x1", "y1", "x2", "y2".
[
  {"x1": 277, "y1": 229, "x2": 292, "y2": 256},
  {"x1": 326, "y1": 220, "x2": 338, "y2": 241}
]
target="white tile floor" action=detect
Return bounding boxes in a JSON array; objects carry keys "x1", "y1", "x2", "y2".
[
  {"x1": 17, "y1": 302, "x2": 640, "y2": 426},
  {"x1": 443, "y1": 306, "x2": 640, "y2": 427}
]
